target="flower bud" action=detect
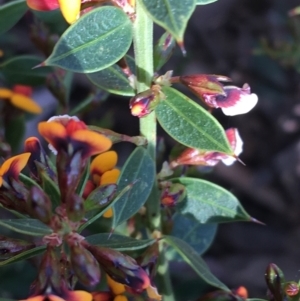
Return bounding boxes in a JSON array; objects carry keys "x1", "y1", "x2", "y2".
[
  {"x1": 265, "y1": 263, "x2": 285, "y2": 301},
  {"x1": 28, "y1": 186, "x2": 52, "y2": 224},
  {"x1": 129, "y1": 86, "x2": 161, "y2": 118},
  {"x1": 70, "y1": 243, "x2": 101, "y2": 287},
  {"x1": 86, "y1": 245, "x2": 150, "y2": 291},
  {"x1": 0, "y1": 236, "x2": 34, "y2": 259},
  {"x1": 66, "y1": 194, "x2": 85, "y2": 222},
  {"x1": 284, "y1": 282, "x2": 299, "y2": 297},
  {"x1": 160, "y1": 183, "x2": 186, "y2": 207}
]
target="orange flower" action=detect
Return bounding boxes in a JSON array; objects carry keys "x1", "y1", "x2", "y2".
[
  {"x1": 0, "y1": 85, "x2": 42, "y2": 114},
  {"x1": 38, "y1": 115, "x2": 112, "y2": 159},
  {"x1": 89, "y1": 151, "x2": 120, "y2": 218},
  {"x1": 0, "y1": 153, "x2": 31, "y2": 187}
]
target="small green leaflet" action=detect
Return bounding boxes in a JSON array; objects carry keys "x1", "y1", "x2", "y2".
[
  {"x1": 156, "y1": 86, "x2": 233, "y2": 154},
  {"x1": 0, "y1": 0, "x2": 27, "y2": 35},
  {"x1": 45, "y1": 6, "x2": 133, "y2": 73},
  {"x1": 139, "y1": 0, "x2": 196, "y2": 45},
  {"x1": 196, "y1": 0, "x2": 218, "y2": 4},
  {"x1": 112, "y1": 147, "x2": 155, "y2": 228},
  {"x1": 172, "y1": 177, "x2": 252, "y2": 223}
]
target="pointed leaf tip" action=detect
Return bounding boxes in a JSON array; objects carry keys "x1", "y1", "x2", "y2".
[
  {"x1": 178, "y1": 41, "x2": 187, "y2": 56},
  {"x1": 250, "y1": 217, "x2": 265, "y2": 225},
  {"x1": 32, "y1": 62, "x2": 46, "y2": 69}
]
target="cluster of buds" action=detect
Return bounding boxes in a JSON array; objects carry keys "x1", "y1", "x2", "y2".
[{"x1": 0, "y1": 115, "x2": 157, "y2": 301}]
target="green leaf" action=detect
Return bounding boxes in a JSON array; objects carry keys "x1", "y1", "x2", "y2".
[
  {"x1": 139, "y1": 0, "x2": 196, "y2": 43},
  {"x1": 166, "y1": 213, "x2": 217, "y2": 260},
  {"x1": 156, "y1": 86, "x2": 232, "y2": 154},
  {"x1": 196, "y1": 0, "x2": 218, "y2": 4},
  {"x1": 0, "y1": 246, "x2": 45, "y2": 266},
  {"x1": 112, "y1": 147, "x2": 155, "y2": 228},
  {"x1": 0, "y1": 55, "x2": 52, "y2": 86},
  {"x1": 45, "y1": 6, "x2": 133, "y2": 73},
  {"x1": 0, "y1": 219, "x2": 52, "y2": 236},
  {"x1": 172, "y1": 177, "x2": 251, "y2": 223},
  {"x1": 164, "y1": 235, "x2": 229, "y2": 291},
  {"x1": 154, "y1": 32, "x2": 176, "y2": 72},
  {"x1": 19, "y1": 173, "x2": 42, "y2": 190},
  {"x1": 0, "y1": 0, "x2": 27, "y2": 35},
  {"x1": 85, "y1": 233, "x2": 155, "y2": 251},
  {"x1": 87, "y1": 55, "x2": 135, "y2": 96}
]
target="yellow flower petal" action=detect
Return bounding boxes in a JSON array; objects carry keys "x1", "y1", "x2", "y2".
[
  {"x1": 106, "y1": 275, "x2": 126, "y2": 295},
  {"x1": 58, "y1": 0, "x2": 81, "y2": 24},
  {"x1": 100, "y1": 169, "x2": 120, "y2": 185},
  {"x1": 38, "y1": 121, "x2": 67, "y2": 151},
  {"x1": 66, "y1": 290, "x2": 93, "y2": 301},
  {"x1": 103, "y1": 208, "x2": 113, "y2": 218},
  {"x1": 71, "y1": 130, "x2": 112, "y2": 157},
  {"x1": 0, "y1": 88, "x2": 13, "y2": 99},
  {"x1": 0, "y1": 153, "x2": 31, "y2": 178},
  {"x1": 91, "y1": 151, "x2": 118, "y2": 179},
  {"x1": 10, "y1": 93, "x2": 42, "y2": 114},
  {"x1": 113, "y1": 296, "x2": 128, "y2": 301}
]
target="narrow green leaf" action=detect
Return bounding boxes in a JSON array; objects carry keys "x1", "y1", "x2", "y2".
[
  {"x1": 40, "y1": 170, "x2": 60, "y2": 209},
  {"x1": 156, "y1": 86, "x2": 232, "y2": 154},
  {"x1": 0, "y1": 246, "x2": 45, "y2": 266},
  {"x1": 85, "y1": 233, "x2": 155, "y2": 251},
  {"x1": 196, "y1": 0, "x2": 218, "y2": 4},
  {"x1": 0, "y1": 0, "x2": 27, "y2": 35},
  {"x1": 0, "y1": 219, "x2": 52, "y2": 236},
  {"x1": 164, "y1": 235, "x2": 229, "y2": 291},
  {"x1": 172, "y1": 177, "x2": 251, "y2": 223},
  {"x1": 139, "y1": 0, "x2": 196, "y2": 43},
  {"x1": 87, "y1": 55, "x2": 135, "y2": 96},
  {"x1": 45, "y1": 6, "x2": 133, "y2": 73},
  {"x1": 166, "y1": 213, "x2": 217, "y2": 260},
  {"x1": 0, "y1": 56, "x2": 52, "y2": 86},
  {"x1": 112, "y1": 147, "x2": 155, "y2": 228},
  {"x1": 19, "y1": 173, "x2": 42, "y2": 190}
]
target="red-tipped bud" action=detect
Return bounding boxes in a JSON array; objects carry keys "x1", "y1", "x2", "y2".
[
  {"x1": 12, "y1": 85, "x2": 33, "y2": 97},
  {"x1": 66, "y1": 194, "x2": 85, "y2": 222},
  {"x1": 160, "y1": 183, "x2": 186, "y2": 207},
  {"x1": 28, "y1": 186, "x2": 52, "y2": 224},
  {"x1": 233, "y1": 286, "x2": 248, "y2": 299},
  {"x1": 284, "y1": 282, "x2": 299, "y2": 297},
  {"x1": 85, "y1": 245, "x2": 150, "y2": 291},
  {"x1": 69, "y1": 243, "x2": 101, "y2": 287},
  {"x1": 130, "y1": 86, "x2": 162, "y2": 118},
  {"x1": 83, "y1": 180, "x2": 96, "y2": 199}
]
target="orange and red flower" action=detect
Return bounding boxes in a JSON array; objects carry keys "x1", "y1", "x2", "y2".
[
  {"x1": 38, "y1": 115, "x2": 112, "y2": 159},
  {"x1": 0, "y1": 85, "x2": 42, "y2": 114},
  {"x1": 0, "y1": 153, "x2": 31, "y2": 187}
]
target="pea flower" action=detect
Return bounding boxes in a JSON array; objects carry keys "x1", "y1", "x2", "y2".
[
  {"x1": 179, "y1": 75, "x2": 258, "y2": 116},
  {"x1": 26, "y1": 0, "x2": 81, "y2": 24},
  {"x1": 38, "y1": 115, "x2": 112, "y2": 159},
  {"x1": 84, "y1": 151, "x2": 120, "y2": 218},
  {"x1": 0, "y1": 153, "x2": 31, "y2": 187},
  {"x1": 0, "y1": 85, "x2": 42, "y2": 114},
  {"x1": 170, "y1": 128, "x2": 243, "y2": 167}
]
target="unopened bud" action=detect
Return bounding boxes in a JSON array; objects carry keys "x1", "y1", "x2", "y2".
[
  {"x1": 265, "y1": 263, "x2": 285, "y2": 301},
  {"x1": 130, "y1": 86, "x2": 161, "y2": 118},
  {"x1": 66, "y1": 194, "x2": 85, "y2": 222},
  {"x1": 70, "y1": 243, "x2": 100, "y2": 287},
  {"x1": 284, "y1": 282, "x2": 299, "y2": 297},
  {"x1": 28, "y1": 186, "x2": 52, "y2": 224},
  {"x1": 0, "y1": 236, "x2": 34, "y2": 259},
  {"x1": 160, "y1": 183, "x2": 186, "y2": 207},
  {"x1": 86, "y1": 245, "x2": 150, "y2": 291}
]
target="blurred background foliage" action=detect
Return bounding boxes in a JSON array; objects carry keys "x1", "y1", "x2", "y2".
[{"x1": 1, "y1": 0, "x2": 300, "y2": 299}]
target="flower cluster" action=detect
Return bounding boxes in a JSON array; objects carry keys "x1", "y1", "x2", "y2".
[{"x1": 0, "y1": 115, "x2": 155, "y2": 301}]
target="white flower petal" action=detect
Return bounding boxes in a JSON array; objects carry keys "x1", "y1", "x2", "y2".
[{"x1": 221, "y1": 93, "x2": 258, "y2": 116}]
